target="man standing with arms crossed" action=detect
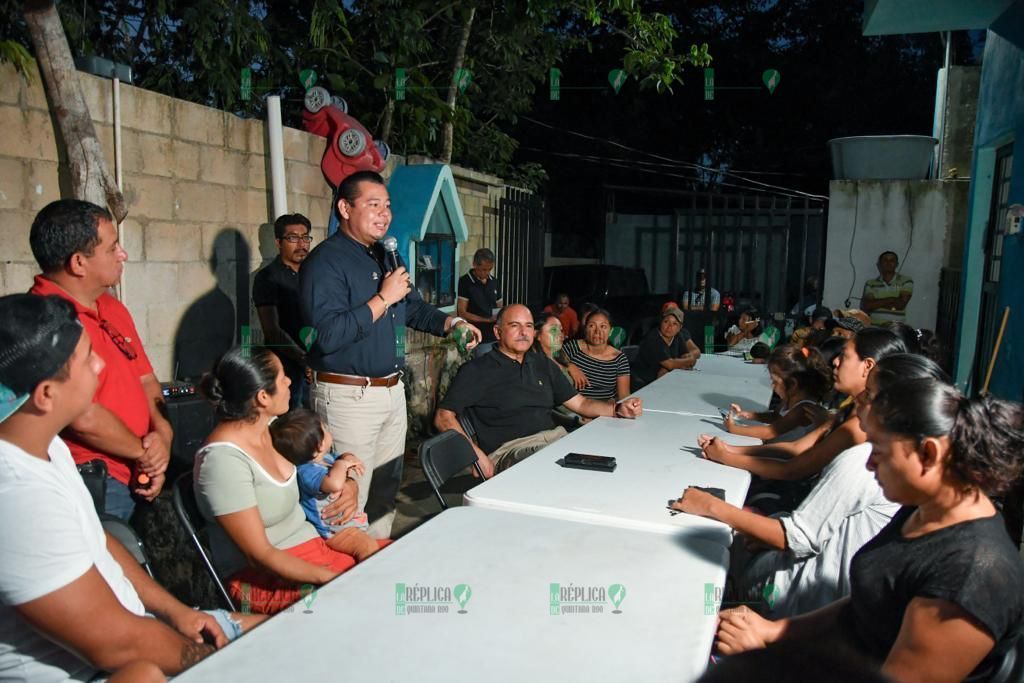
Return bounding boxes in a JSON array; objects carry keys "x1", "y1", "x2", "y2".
[
  {"x1": 861, "y1": 250, "x2": 914, "y2": 325},
  {"x1": 300, "y1": 171, "x2": 482, "y2": 538},
  {"x1": 28, "y1": 199, "x2": 171, "y2": 520}
]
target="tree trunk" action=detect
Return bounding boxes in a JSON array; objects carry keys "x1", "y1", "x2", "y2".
[
  {"x1": 440, "y1": 6, "x2": 475, "y2": 165},
  {"x1": 23, "y1": 0, "x2": 127, "y2": 222},
  {"x1": 380, "y1": 95, "x2": 394, "y2": 145}
]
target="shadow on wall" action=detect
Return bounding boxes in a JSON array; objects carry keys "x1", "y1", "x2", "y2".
[{"x1": 173, "y1": 229, "x2": 251, "y2": 381}]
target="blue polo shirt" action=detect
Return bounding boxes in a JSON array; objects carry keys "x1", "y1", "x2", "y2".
[{"x1": 299, "y1": 231, "x2": 448, "y2": 376}]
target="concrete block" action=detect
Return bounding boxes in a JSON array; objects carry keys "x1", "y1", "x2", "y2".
[
  {"x1": 199, "y1": 147, "x2": 246, "y2": 187},
  {"x1": 246, "y1": 153, "x2": 269, "y2": 190},
  {"x1": 20, "y1": 63, "x2": 49, "y2": 111},
  {"x1": 134, "y1": 132, "x2": 173, "y2": 178},
  {"x1": 202, "y1": 224, "x2": 256, "y2": 266},
  {"x1": 145, "y1": 301, "x2": 189, "y2": 345},
  {"x1": 0, "y1": 63, "x2": 21, "y2": 105},
  {"x1": 26, "y1": 160, "x2": 61, "y2": 211},
  {"x1": 286, "y1": 161, "x2": 329, "y2": 197},
  {"x1": 0, "y1": 158, "x2": 26, "y2": 210},
  {"x1": 230, "y1": 188, "x2": 271, "y2": 226},
  {"x1": 95, "y1": 123, "x2": 115, "y2": 171},
  {"x1": 124, "y1": 174, "x2": 175, "y2": 221},
  {"x1": 0, "y1": 261, "x2": 37, "y2": 295},
  {"x1": 144, "y1": 343, "x2": 173, "y2": 380},
  {"x1": 176, "y1": 260, "x2": 218, "y2": 302},
  {"x1": 308, "y1": 139, "x2": 326, "y2": 167},
  {"x1": 128, "y1": 262, "x2": 178, "y2": 305},
  {"x1": 169, "y1": 140, "x2": 200, "y2": 180},
  {"x1": 0, "y1": 107, "x2": 59, "y2": 162},
  {"x1": 306, "y1": 192, "x2": 331, "y2": 229},
  {"x1": 174, "y1": 100, "x2": 225, "y2": 146},
  {"x1": 121, "y1": 86, "x2": 174, "y2": 136},
  {"x1": 112, "y1": 127, "x2": 145, "y2": 176},
  {"x1": 4, "y1": 211, "x2": 37, "y2": 262},
  {"x1": 120, "y1": 217, "x2": 145, "y2": 262},
  {"x1": 143, "y1": 221, "x2": 203, "y2": 262},
  {"x1": 282, "y1": 127, "x2": 308, "y2": 162},
  {"x1": 80, "y1": 77, "x2": 113, "y2": 125},
  {"x1": 227, "y1": 115, "x2": 265, "y2": 155},
  {"x1": 174, "y1": 181, "x2": 226, "y2": 223}
]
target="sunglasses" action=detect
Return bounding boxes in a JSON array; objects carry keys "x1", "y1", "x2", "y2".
[{"x1": 98, "y1": 319, "x2": 138, "y2": 361}]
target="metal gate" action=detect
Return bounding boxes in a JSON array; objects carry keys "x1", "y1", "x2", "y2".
[
  {"x1": 485, "y1": 186, "x2": 546, "y2": 307},
  {"x1": 936, "y1": 267, "x2": 961, "y2": 373},
  {"x1": 606, "y1": 187, "x2": 827, "y2": 316}
]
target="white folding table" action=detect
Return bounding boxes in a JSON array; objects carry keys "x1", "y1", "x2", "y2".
[
  {"x1": 631, "y1": 368, "x2": 773, "y2": 417},
  {"x1": 176, "y1": 507, "x2": 728, "y2": 683},
  {"x1": 464, "y1": 412, "x2": 755, "y2": 546},
  {"x1": 695, "y1": 353, "x2": 773, "y2": 384}
]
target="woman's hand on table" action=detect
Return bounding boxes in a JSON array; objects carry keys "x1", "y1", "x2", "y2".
[
  {"x1": 670, "y1": 487, "x2": 720, "y2": 518},
  {"x1": 321, "y1": 478, "x2": 358, "y2": 524},
  {"x1": 614, "y1": 397, "x2": 643, "y2": 418},
  {"x1": 715, "y1": 606, "x2": 783, "y2": 655}
]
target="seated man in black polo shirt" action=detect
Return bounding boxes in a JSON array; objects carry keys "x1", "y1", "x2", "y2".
[
  {"x1": 435, "y1": 304, "x2": 642, "y2": 477},
  {"x1": 456, "y1": 248, "x2": 503, "y2": 343}
]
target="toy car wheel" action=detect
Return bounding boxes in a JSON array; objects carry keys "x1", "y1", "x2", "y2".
[
  {"x1": 375, "y1": 140, "x2": 391, "y2": 161},
  {"x1": 338, "y1": 128, "x2": 367, "y2": 157},
  {"x1": 304, "y1": 86, "x2": 331, "y2": 113},
  {"x1": 331, "y1": 95, "x2": 349, "y2": 113}
]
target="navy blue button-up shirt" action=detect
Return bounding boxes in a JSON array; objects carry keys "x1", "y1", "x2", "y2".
[{"x1": 299, "y1": 231, "x2": 449, "y2": 376}]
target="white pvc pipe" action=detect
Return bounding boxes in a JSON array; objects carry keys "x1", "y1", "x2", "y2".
[
  {"x1": 267, "y1": 96, "x2": 288, "y2": 219},
  {"x1": 113, "y1": 76, "x2": 126, "y2": 302}
]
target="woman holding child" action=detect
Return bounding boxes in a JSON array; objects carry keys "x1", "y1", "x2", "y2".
[{"x1": 194, "y1": 347, "x2": 384, "y2": 614}]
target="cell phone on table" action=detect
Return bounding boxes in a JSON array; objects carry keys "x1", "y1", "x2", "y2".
[
  {"x1": 560, "y1": 452, "x2": 617, "y2": 472},
  {"x1": 719, "y1": 408, "x2": 731, "y2": 420}
]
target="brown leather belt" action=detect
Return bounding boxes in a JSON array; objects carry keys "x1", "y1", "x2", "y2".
[{"x1": 315, "y1": 371, "x2": 402, "y2": 388}]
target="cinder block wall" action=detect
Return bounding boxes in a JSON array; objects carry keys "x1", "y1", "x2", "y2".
[
  {"x1": 0, "y1": 63, "x2": 330, "y2": 378},
  {"x1": 0, "y1": 63, "x2": 510, "y2": 392}
]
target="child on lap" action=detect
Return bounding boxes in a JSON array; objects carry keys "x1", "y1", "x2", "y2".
[{"x1": 270, "y1": 409, "x2": 381, "y2": 561}]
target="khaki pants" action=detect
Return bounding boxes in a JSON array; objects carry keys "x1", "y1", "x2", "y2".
[
  {"x1": 312, "y1": 380, "x2": 406, "y2": 539},
  {"x1": 488, "y1": 426, "x2": 567, "y2": 473}
]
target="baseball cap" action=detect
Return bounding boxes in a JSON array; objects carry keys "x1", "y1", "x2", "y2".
[
  {"x1": 662, "y1": 306, "x2": 684, "y2": 324},
  {"x1": 0, "y1": 294, "x2": 83, "y2": 423}
]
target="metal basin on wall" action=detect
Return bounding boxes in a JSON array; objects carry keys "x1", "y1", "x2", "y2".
[{"x1": 828, "y1": 135, "x2": 938, "y2": 180}]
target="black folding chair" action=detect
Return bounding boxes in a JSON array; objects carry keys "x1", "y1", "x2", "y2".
[
  {"x1": 171, "y1": 472, "x2": 236, "y2": 611},
  {"x1": 100, "y1": 514, "x2": 154, "y2": 578},
  {"x1": 621, "y1": 344, "x2": 640, "y2": 364},
  {"x1": 419, "y1": 430, "x2": 484, "y2": 511}
]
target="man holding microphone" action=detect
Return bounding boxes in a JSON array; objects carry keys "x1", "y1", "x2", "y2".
[{"x1": 300, "y1": 171, "x2": 482, "y2": 539}]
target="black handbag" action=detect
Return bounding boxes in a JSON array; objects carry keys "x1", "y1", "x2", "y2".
[{"x1": 75, "y1": 459, "x2": 108, "y2": 515}]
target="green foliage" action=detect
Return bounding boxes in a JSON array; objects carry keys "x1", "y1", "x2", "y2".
[
  {"x1": 0, "y1": 38, "x2": 34, "y2": 81},
  {"x1": 0, "y1": 0, "x2": 707, "y2": 183}
]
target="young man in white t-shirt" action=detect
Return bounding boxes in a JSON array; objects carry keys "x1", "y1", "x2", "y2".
[{"x1": 0, "y1": 294, "x2": 263, "y2": 681}]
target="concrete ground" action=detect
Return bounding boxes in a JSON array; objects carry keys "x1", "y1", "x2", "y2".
[{"x1": 392, "y1": 451, "x2": 480, "y2": 539}]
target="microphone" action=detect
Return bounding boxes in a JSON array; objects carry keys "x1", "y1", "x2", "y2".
[{"x1": 380, "y1": 236, "x2": 400, "y2": 274}]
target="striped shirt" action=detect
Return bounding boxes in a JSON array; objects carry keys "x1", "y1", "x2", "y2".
[
  {"x1": 862, "y1": 273, "x2": 913, "y2": 324},
  {"x1": 561, "y1": 339, "x2": 630, "y2": 402}
]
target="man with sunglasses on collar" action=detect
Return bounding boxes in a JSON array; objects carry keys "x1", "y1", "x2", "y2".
[{"x1": 29, "y1": 199, "x2": 171, "y2": 520}]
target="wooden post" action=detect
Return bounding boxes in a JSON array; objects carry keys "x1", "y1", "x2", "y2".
[
  {"x1": 982, "y1": 306, "x2": 1010, "y2": 395},
  {"x1": 22, "y1": 0, "x2": 127, "y2": 222}
]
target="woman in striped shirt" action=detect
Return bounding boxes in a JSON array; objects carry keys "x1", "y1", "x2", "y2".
[{"x1": 561, "y1": 308, "x2": 631, "y2": 402}]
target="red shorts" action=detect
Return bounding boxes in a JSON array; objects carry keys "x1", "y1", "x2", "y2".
[{"x1": 228, "y1": 536, "x2": 391, "y2": 614}]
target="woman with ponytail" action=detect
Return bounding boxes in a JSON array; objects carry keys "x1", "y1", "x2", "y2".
[
  {"x1": 193, "y1": 347, "x2": 382, "y2": 614},
  {"x1": 713, "y1": 371, "x2": 1024, "y2": 682}
]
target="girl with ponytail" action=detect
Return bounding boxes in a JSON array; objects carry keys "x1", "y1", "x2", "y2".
[
  {"x1": 725, "y1": 344, "x2": 833, "y2": 443},
  {"x1": 713, "y1": 372, "x2": 1024, "y2": 682}
]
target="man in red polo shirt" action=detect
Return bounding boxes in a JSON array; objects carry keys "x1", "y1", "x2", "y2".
[{"x1": 29, "y1": 199, "x2": 171, "y2": 520}]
